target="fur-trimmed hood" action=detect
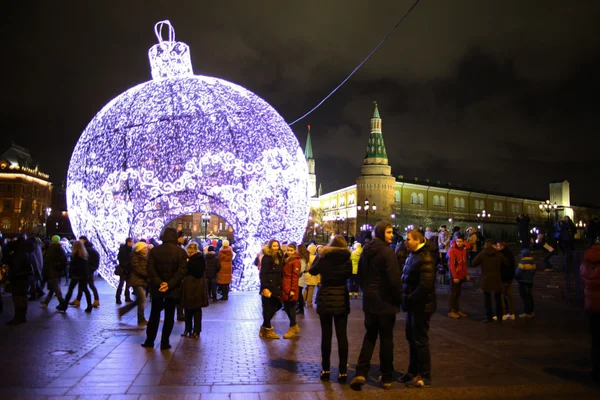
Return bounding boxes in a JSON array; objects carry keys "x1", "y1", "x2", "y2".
[{"x1": 320, "y1": 245, "x2": 351, "y2": 258}]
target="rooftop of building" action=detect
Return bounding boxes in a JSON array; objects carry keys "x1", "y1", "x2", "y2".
[{"x1": 0, "y1": 142, "x2": 50, "y2": 181}]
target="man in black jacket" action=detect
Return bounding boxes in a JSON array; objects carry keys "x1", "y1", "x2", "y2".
[
  {"x1": 141, "y1": 228, "x2": 187, "y2": 350},
  {"x1": 401, "y1": 229, "x2": 437, "y2": 388},
  {"x1": 350, "y1": 221, "x2": 402, "y2": 391},
  {"x1": 116, "y1": 238, "x2": 133, "y2": 304}
]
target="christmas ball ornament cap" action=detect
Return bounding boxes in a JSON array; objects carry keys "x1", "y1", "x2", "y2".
[{"x1": 148, "y1": 20, "x2": 193, "y2": 80}]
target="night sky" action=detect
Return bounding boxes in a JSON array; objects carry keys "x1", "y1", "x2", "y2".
[{"x1": 3, "y1": 1, "x2": 599, "y2": 206}]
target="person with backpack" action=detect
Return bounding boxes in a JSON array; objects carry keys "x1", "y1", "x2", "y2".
[{"x1": 71, "y1": 236, "x2": 101, "y2": 308}]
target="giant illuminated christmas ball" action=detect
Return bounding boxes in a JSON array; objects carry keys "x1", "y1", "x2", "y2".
[{"x1": 66, "y1": 21, "x2": 309, "y2": 290}]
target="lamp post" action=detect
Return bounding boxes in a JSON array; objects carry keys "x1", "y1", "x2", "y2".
[
  {"x1": 539, "y1": 200, "x2": 558, "y2": 237},
  {"x1": 335, "y1": 214, "x2": 345, "y2": 234},
  {"x1": 44, "y1": 207, "x2": 51, "y2": 238},
  {"x1": 576, "y1": 220, "x2": 587, "y2": 241},
  {"x1": 357, "y1": 198, "x2": 376, "y2": 231},
  {"x1": 476, "y1": 209, "x2": 491, "y2": 236},
  {"x1": 201, "y1": 213, "x2": 211, "y2": 239},
  {"x1": 391, "y1": 213, "x2": 397, "y2": 229}
]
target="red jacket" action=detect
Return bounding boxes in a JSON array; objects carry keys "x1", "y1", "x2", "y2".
[
  {"x1": 580, "y1": 245, "x2": 600, "y2": 313},
  {"x1": 447, "y1": 241, "x2": 470, "y2": 280},
  {"x1": 281, "y1": 253, "x2": 301, "y2": 302}
]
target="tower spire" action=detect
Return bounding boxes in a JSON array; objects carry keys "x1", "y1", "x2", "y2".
[
  {"x1": 364, "y1": 101, "x2": 388, "y2": 166},
  {"x1": 304, "y1": 124, "x2": 314, "y2": 160},
  {"x1": 305, "y1": 124, "x2": 317, "y2": 197}
]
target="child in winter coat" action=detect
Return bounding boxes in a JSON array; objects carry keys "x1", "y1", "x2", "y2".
[
  {"x1": 349, "y1": 243, "x2": 362, "y2": 299},
  {"x1": 516, "y1": 248, "x2": 537, "y2": 318},
  {"x1": 304, "y1": 244, "x2": 320, "y2": 307}
]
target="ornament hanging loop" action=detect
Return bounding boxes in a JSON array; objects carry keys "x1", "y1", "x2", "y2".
[{"x1": 154, "y1": 20, "x2": 175, "y2": 43}]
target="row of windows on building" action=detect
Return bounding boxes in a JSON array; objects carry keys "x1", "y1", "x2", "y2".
[{"x1": 324, "y1": 193, "x2": 356, "y2": 210}]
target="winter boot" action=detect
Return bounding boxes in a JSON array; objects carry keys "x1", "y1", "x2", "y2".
[
  {"x1": 262, "y1": 327, "x2": 280, "y2": 339},
  {"x1": 92, "y1": 299, "x2": 100, "y2": 308},
  {"x1": 69, "y1": 299, "x2": 80, "y2": 307},
  {"x1": 283, "y1": 325, "x2": 298, "y2": 339}
]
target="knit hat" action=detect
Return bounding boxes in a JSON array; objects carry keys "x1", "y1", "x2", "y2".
[
  {"x1": 307, "y1": 244, "x2": 317, "y2": 255},
  {"x1": 51, "y1": 235, "x2": 61, "y2": 244},
  {"x1": 222, "y1": 240, "x2": 230, "y2": 247},
  {"x1": 521, "y1": 248, "x2": 531, "y2": 257},
  {"x1": 208, "y1": 245, "x2": 215, "y2": 252},
  {"x1": 134, "y1": 241, "x2": 147, "y2": 253}
]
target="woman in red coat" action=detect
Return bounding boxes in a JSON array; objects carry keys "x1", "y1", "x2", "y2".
[
  {"x1": 281, "y1": 243, "x2": 301, "y2": 339},
  {"x1": 580, "y1": 244, "x2": 600, "y2": 384},
  {"x1": 217, "y1": 240, "x2": 234, "y2": 300}
]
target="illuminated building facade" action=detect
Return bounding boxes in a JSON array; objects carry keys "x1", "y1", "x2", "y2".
[
  {"x1": 308, "y1": 104, "x2": 600, "y2": 238},
  {"x1": 0, "y1": 143, "x2": 53, "y2": 236}
]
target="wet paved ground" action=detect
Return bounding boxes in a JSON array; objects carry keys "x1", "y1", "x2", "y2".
[{"x1": 0, "y1": 278, "x2": 598, "y2": 399}]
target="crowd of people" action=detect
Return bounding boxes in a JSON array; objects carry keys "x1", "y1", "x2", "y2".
[{"x1": 1, "y1": 213, "x2": 599, "y2": 388}]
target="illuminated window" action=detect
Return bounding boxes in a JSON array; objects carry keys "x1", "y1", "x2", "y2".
[
  {"x1": 1, "y1": 218, "x2": 10, "y2": 230},
  {"x1": 417, "y1": 193, "x2": 424, "y2": 205},
  {"x1": 433, "y1": 195, "x2": 440, "y2": 206},
  {"x1": 339, "y1": 195, "x2": 345, "y2": 207},
  {"x1": 440, "y1": 195, "x2": 446, "y2": 207},
  {"x1": 459, "y1": 198, "x2": 465, "y2": 209},
  {"x1": 348, "y1": 193, "x2": 355, "y2": 205},
  {"x1": 411, "y1": 192, "x2": 418, "y2": 204},
  {"x1": 394, "y1": 190, "x2": 400, "y2": 203}
]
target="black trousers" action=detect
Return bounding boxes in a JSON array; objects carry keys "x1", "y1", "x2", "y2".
[
  {"x1": 64, "y1": 279, "x2": 91, "y2": 308},
  {"x1": 519, "y1": 282, "x2": 534, "y2": 314},
  {"x1": 283, "y1": 301, "x2": 297, "y2": 326},
  {"x1": 261, "y1": 297, "x2": 281, "y2": 328},
  {"x1": 206, "y1": 278, "x2": 217, "y2": 299},
  {"x1": 448, "y1": 279, "x2": 463, "y2": 312},
  {"x1": 355, "y1": 312, "x2": 396, "y2": 382},
  {"x1": 319, "y1": 313, "x2": 348, "y2": 372},
  {"x1": 589, "y1": 312, "x2": 600, "y2": 381},
  {"x1": 484, "y1": 291, "x2": 503, "y2": 321},
  {"x1": 145, "y1": 296, "x2": 177, "y2": 345},
  {"x1": 116, "y1": 276, "x2": 131, "y2": 299},
  {"x1": 348, "y1": 274, "x2": 359, "y2": 293},
  {"x1": 297, "y1": 287, "x2": 305, "y2": 314},
  {"x1": 77, "y1": 274, "x2": 99, "y2": 301},
  {"x1": 405, "y1": 311, "x2": 432, "y2": 379},
  {"x1": 185, "y1": 308, "x2": 202, "y2": 334},
  {"x1": 219, "y1": 284, "x2": 230, "y2": 300},
  {"x1": 11, "y1": 280, "x2": 29, "y2": 322}
]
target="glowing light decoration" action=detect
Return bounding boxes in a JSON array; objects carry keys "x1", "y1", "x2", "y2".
[{"x1": 66, "y1": 20, "x2": 310, "y2": 290}]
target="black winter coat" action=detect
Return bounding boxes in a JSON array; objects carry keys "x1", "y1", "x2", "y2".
[
  {"x1": 499, "y1": 247, "x2": 516, "y2": 283},
  {"x1": 204, "y1": 251, "x2": 220, "y2": 279},
  {"x1": 128, "y1": 251, "x2": 148, "y2": 288},
  {"x1": 402, "y1": 240, "x2": 437, "y2": 313},
  {"x1": 84, "y1": 242, "x2": 100, "y2": 272},
  {"x1": 69, "y1": 254, "x2": 89, "y2": 280},
  {"x1": 147, "y1": 228, "x2": 187, "y2": 298},
  {"x1": 42, "y1": 243, "x2": 67, "y2": 280},
  {"x1": 117, "y1": 243, "x2": 132, "y2": 276},
  {"x1": 358, "y1": 237, "x2": 403, "y2": 315},
  {"x1": 181, "y1": 252, "x2": 208, "y2": 309},
  {"x1": 259, "y1": 247, "x2": 284, "y2": 299},
  {"x1": 472, "y1": 246, "x2": 508, "y2": 293},
  {"x1": 309, "y1": 246, "x2": 352, "y2": 315}
]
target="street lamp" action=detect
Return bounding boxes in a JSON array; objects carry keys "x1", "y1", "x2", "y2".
[
  {"x1": 44, "y1": 207, "x2": 51, "y2": 237},
  {"x1": 201, "y1": 213, "x2": 211, "y2": 239},
  {"x1": 539, "y1": 200, "x2": 558, "y2": 236},
  {"x1": 335, "y1": 214, "x2": 345, "y2": 234},
  {"x1": 476, "y1": 209, "x2": 491, "y2": 235},
  {"x1": 357, "y1": 198, "x2": 376, "y2": 230},
  {"x1": 391, "y1": 213, "x2": 396, "y2": 229}
]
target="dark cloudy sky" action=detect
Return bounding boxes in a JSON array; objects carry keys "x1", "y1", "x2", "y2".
[{"x1": 3, "y1": 0, "x2": 599, "y2": 206}]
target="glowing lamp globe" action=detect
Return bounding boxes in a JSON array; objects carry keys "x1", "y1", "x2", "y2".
[{"x1": 66, "y1": 21, "x2": 309, "y2": 290}]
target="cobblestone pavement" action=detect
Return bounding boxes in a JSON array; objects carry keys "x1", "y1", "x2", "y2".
[{"x1": 0, "y1": 278, "x2": 598, "y2": 399}]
